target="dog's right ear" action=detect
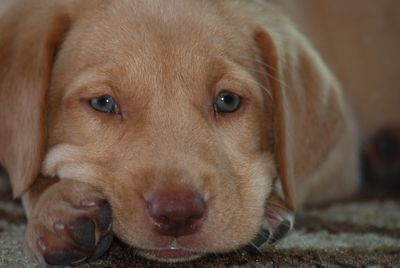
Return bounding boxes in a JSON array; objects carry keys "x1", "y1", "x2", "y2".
[{"x1": 0, "y1": 2, "x2": 73, "y2": 197}]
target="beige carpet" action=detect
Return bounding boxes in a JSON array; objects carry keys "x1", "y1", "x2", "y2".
[{"x1": 1, "y1": 188, "x2": 400, "y2": 268}]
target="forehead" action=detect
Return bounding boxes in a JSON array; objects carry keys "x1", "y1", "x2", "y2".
[{"x1": 55, "y1": 0, "x2": 259, "y2": 99}]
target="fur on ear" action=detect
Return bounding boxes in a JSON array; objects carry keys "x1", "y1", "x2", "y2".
[
  {"x1": 254, "y1": 19, "x2": 354, "y2": 210},
  {"x1": 0, "y1": 2, "x2": 72, "y2": 197}
]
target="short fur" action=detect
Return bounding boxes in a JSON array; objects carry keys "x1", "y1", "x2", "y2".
[{"x1": 0, "y1": 0, "x2": 398, "y2": 265}]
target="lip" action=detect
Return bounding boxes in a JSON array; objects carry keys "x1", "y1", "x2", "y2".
[{"x1": 139, "y1": 249, "x2": 201, "y2": 263}]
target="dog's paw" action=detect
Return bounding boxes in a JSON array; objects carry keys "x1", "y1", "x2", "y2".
[
  {"x1": 245, "y1": 193, "x2": 294, "y2": 253},
  {"x1": 24, "y1": 180, "x2": 113, "y2": 266}
]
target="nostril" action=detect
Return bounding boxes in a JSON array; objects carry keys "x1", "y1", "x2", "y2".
[
  {"x1": 153, "y1": 215, "x2": 170, "y2": 227},
  {"x1": 146, "y1": 190, "x2": 207, "y2": 237},
  {"x1": 159, "y1": 216, "x2": 169, "y2": 224}
]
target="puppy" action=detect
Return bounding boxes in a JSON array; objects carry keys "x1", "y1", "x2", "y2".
[{"x1": 0, "y1": 0, "x2": 398, "y2": 266}]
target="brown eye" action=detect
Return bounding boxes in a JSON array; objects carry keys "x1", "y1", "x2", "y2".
[
  {"x1": 90, "y1": 95, "x2": 119, "y2": 114},
  {"x1": 214, "y1": 91, "x2": 241, "y2": 113}
]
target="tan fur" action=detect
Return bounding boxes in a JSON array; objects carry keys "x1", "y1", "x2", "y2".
[{"x1": 0, "y1": 0, "x2": 398, "y2": 264}]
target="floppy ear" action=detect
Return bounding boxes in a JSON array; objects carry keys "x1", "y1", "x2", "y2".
[
  {"x1": 255, "y1": 23, "x2": 347, "y2": 211},
  {"x1": 0, "y1": 2, "x2": 72, "y2": 197}
]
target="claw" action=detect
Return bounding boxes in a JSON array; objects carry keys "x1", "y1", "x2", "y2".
[
  {"x1": 43, "y1": 248, "x2": 87, "y2": 266},
  {"x1": 246, "y1": 192, "x2": 295, "y2": 252},
  {"x1": 88, "y1": 232, "x2": 114, "y2": 261}
]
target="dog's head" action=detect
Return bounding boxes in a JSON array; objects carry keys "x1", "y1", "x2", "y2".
[{"x1": 0, "y1": 0, "x2": 344, "y2": 262}]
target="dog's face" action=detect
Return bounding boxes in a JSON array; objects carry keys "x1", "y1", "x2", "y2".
[
  {"x1": 41, "y1": 1, "x2": 276, "y2": 260},
  {"x1": 2, "y1": 0, "x2": 347, "y2": 263}
]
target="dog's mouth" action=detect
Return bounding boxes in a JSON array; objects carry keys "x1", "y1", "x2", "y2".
[
  {"x1": 138, "y1": 248, "x2": 201, "y2": 263},
  {"x1": 139, "y1": 248, "x2": 201, "y2": 262},
  {"x1": 136, "y1": 239, "x2": 202, "y2": 263},
  {"x1": 132, "y1": 198, "x2": 294, "y2": 263},
  {"x1": 135, "y1": 225, "x2": 292, "y2": 263}
]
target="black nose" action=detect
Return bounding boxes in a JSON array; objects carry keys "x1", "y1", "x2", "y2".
[{"x1": 147, "y1": 190, "x2": 206, "y2": 238}]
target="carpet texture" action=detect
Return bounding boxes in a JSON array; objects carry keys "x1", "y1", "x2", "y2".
[{"x1": 1, "y1": 188, "x2": 399, "y2": 268}]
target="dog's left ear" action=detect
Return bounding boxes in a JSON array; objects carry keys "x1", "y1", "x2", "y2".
[
  {"x1": 248, "y1": 21, "x2": 351, "y2": 247},
  {"x1": 0, "y1": 2, "x2": 72, "y2": 197},
  {"x1": 254, "y1": 20, "x2": 349, "y2": 223}
]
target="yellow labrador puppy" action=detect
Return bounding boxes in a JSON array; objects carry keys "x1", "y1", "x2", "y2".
[{"x1": 0, "y1": 0, "x2": 398, "y2": 265}]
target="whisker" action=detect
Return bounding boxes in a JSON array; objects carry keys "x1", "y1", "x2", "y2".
[{"x1": 229, "y1": 54, "x2": 291, "y2": 92}]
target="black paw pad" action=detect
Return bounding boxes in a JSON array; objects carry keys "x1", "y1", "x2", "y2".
[
  {"x1": 70, "y1": 217, "x2": 96, "y2": 249},
  {"x1": 44, "y1": 249, "x2": 86, "y2": 266},
  {"x1": 37, "y1": 238, "x2": 86, "y2": 266}
]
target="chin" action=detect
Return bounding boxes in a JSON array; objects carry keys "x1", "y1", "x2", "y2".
[{"x1": 137, "y1": 249, "x2": 203, "y2": 263}]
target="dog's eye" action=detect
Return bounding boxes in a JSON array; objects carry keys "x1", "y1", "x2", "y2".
[
  {"x1": 90, "y1": 95, "x2": 119, "y2": 114},
  {"x1": 214, "y1": 91, "x2": 241, "y2": 113}
]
